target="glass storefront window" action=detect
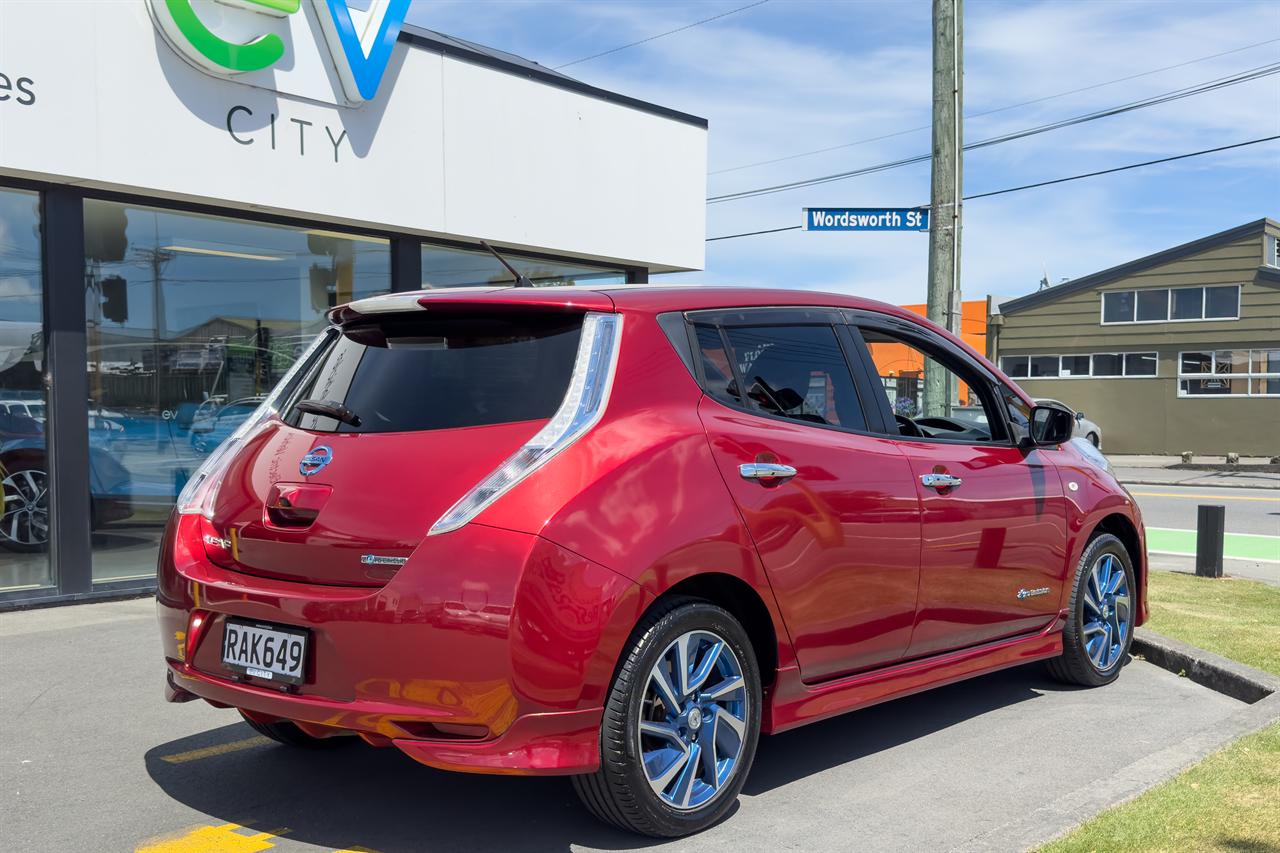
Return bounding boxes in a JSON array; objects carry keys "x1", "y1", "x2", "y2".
[
  {"x1": 83, "y1": 201, "x2": 390, "y2": 583},
  {"x1": 0, "y1": 189, "x2": 51, "y2": 591},
  {"x1": 421, "y1": 244, "x2": 626, "y2": 288}
]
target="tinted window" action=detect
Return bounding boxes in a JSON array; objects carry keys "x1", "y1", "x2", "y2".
[
  {"x1": 1135, "y1": 289, "x2": 1168, "y2": 321},
  {"x1": 1124, "y1": 353, "x2": 1157, "y2": 376},
  {"x1": 718, "y1": 325, "x2": 867, "y2": 430},
  {"x1": 288, "y1": 312, "x2": 581, "y2": 433},
  {"x1": 1061, "y1": 355, "x2": 1091, "y2": 376},
  {"x1": 1171, "y1": 287, "x2": 1203, "y2": 320},
  {"x1": 1102, "y1": 291, "x2": 1134, "y2": 323},
  {"x1": 1093, "y1": 353, "x2": 1122, "y2": 376},
  {"x1": 1029, "y1": 356, "x2": 1059, "y2": 377},
  {"x1": 693, "y1": 324, "x2": 741, "y2": 407},
  {"x1": 1204, "y1": 286, "x2": 1239, "y2": 318}
]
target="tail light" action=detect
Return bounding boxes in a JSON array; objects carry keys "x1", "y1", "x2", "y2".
[{"x1": 428, "y1": 312, "x2": 622, "y2": 535}]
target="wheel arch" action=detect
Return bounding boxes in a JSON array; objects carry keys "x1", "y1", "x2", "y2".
[
  {"x1": 1091, "y1": 512, "x2": 1145, "y2": 625},
  {"x1": 648, "y1": 572, "x2": 780, "y2": 688}
]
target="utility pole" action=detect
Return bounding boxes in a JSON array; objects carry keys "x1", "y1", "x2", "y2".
[{"x1": 924, "y1": 0, "x2": 962, "y2": 417}]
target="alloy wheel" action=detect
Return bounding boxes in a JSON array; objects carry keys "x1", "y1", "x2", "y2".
[
  {"x1": 637, "y1": 629, "x2": 748, "y2": 811},
  {"x1": 1082, "y1": 553, "x2": 1130, "y2": 671},
  {"x1": 1, "y1": 468, "x2": 50, "y2": 547}
]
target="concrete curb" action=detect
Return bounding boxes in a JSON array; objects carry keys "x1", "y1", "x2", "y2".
[
  {"x1": 952, "y1": 630, "x2": 1280, "y2": 852},
  {"x1": 1132, "y1": 628, "x2": 1280, "y2": 703}
]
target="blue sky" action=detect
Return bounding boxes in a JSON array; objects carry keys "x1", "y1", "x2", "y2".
[{"x1": 406, "y1": 0, "x2": 1279, "y2": 305}]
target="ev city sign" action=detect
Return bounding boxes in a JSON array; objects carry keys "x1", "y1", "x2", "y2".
[
  {"x1": 147, "y1": 0, "x2": 412, "y2": 104},
  {"x1": 804, "y1": 207, "x2": 930, "y2": 231}
]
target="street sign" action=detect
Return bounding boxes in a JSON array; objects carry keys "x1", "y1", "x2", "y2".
[{"x1": 804, "y1": 207, "x2": 929, "y2": 231}]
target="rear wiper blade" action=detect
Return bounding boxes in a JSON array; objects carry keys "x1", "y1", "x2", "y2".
[{"x1": 294, "y1": 399, "x2": 362, "y2": 427}]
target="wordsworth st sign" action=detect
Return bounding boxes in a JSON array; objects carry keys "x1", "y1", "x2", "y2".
[{"x1": 804, "y1": 207, "x2": 929, "y2": 231}]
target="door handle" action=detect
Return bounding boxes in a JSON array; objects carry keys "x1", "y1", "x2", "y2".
[
  {"x1": 739, "y1": 462, "x2": 797, "y2": 482},
  {"x1": 921, "y1": 473, "x2": 963, "y2": 490}
]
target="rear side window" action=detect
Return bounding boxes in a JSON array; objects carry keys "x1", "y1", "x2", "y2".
[
  {"x1": 700, "y1": 323, "x2": 867, "y2": 431},
  {"x1": 287, "y1": 312, "x2": 582, "y2": 433}
]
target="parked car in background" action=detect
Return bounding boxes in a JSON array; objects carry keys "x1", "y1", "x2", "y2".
[
  {"x1": 158, "y1": 287, "x2": 1146, "y2": 837},
  {"x1": 0, "y1": 408, "x2": 132, "y2": 552},
  {"x1": 189, "y1": 397, "x2": 265, "y2": 453},
  {"x1": 1035, "y1": 398, "x2": 1103, "y2": 448}
]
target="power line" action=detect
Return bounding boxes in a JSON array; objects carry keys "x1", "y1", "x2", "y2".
[
  {"x1": 708, "y1": 61, "x2": 1280, "y2": 204},
  {"x1": 703, "y1": 135, "x2": 1280, "y2": 242},
  {"x1": 711, "y1": 37, "x2": 1280, "y2": 175},
  {"x1": 554, "y1": 0, "x2": 770, "y2": 70}
]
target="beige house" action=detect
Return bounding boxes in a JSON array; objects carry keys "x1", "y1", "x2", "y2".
[{"x1": 991, "y1": 218, "x2": 1279, "y2": 455}]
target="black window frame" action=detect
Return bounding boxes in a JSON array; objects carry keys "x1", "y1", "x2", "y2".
[
  {"x1": 842, "y1": 309, "x2": 1018, "y2": 446},
  {"x1": 680, "y1": 306, "x2": 890, "y2": 437}
]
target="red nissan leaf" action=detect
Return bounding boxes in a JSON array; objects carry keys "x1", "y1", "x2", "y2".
[{"x1": 157, "y1": 286, "x2": 1146, "y2": 837}]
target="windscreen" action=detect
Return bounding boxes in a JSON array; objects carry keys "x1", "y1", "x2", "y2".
[{"x1": 286, "y1": 312, "x2": 583, "y2": 433}]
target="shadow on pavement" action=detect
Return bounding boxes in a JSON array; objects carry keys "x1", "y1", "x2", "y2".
[{"x1": 144, "y1": 663, "x2": 1066, "y2": 852}]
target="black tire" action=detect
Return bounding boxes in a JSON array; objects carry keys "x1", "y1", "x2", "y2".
[
  {"x1": 1047, "y1": 533, "x2": 1135, "y2": 687},
  {"x1": 239, "y1": 711, "x2": 349, "y2": 748},
  {"x1": 572, "y1": 597, "x2": 762, "y2": 838}
]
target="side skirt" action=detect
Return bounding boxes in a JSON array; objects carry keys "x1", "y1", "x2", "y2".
[{"x1": 763, "y1": 610, "x2": 1067, "y2": 734}]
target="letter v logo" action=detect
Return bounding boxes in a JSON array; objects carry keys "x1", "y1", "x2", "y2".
[{"x1": 312, "y1": 0, "x2": 412, "y2": 104}]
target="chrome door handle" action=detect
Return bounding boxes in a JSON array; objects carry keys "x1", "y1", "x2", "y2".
[
  {"x1": 921, "y1": 473, "x2": 963, "y2": 490},
  {"x1": 740, "y1": 462, "x2": 797, "y2": 481}
]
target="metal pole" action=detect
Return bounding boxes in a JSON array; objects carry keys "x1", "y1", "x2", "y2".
[{"x1": 924, "y1": 0, "x2": 963, "y2": 417}]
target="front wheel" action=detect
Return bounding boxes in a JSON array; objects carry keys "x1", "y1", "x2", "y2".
[
  {"x1": 573, "y1": 598, "x2": 761, "y2": 837},
  {"x1": 1047, "y1": 533, "x2": 1135, "y2": 687}
]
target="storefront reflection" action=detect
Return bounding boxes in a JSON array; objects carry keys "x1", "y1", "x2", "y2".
[
  {"x1": 0, "y1": 188, "x2": 51, "y2": 591},
  {"x1": 83, "y1": 201, "x2": 391, "y2": 583}
]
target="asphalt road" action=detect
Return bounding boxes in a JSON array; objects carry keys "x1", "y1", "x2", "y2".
[
  {"x1": 1127, "y1": 485, "x2": 1280, "y2": 537},
  {"x1": 1, "y1": 598, "x2": 1249, "y2": 853}
]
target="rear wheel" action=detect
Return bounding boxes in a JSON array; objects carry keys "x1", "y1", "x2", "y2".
[
  {"x1": 573, "y1": 598, "x2": 761, "y2": 837},
  {"x1": 1047, "y1": 533, "x2": 1134, "y2": 687},
  {"x1": 239, "y1": 712, "x2": 349, "y2": 748}
]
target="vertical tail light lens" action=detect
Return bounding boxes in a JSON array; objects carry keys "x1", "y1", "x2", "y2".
[{"x1": 428, "y1": 312, "x2": 623, "y2": 536}]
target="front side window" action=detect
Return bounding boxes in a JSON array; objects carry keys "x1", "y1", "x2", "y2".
[
  {"x1": 716, "y1": 325, "x2": 867, "y2": 430},
  {"x1": 1178, "y1": 348, "x2": 1279, "y2": 397},
  {"x1": 861, "y1": 328, "x2": 1002, "y2": 442}
]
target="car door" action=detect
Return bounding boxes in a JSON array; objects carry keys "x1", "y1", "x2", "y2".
[
  {"x1": 848, "y1": 310, "x2": 1070, "y2": 658},
  {"x1": 689, "y1": 308, "x2": 923, "y2": 682}
]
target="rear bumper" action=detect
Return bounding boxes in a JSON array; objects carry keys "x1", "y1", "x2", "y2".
[
  {"x1": 157, "y1": 517, "x2": 646, "y2": 776},
  {"x1": 164, "y1": 662, "x2": 602, "y2": 775}
]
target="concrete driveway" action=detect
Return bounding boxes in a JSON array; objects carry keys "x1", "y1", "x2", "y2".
[{"x1": 0, "y1": 598, "x2": 1248, "y2": 853}]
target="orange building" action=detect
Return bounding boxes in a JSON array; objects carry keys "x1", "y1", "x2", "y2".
[{"x1": 867, "y1": 300, "x2": 988, "y2": 378}]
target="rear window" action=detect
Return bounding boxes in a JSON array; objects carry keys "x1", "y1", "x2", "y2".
[{"x1": 286, "y1": 312, "x2": 583, "y2": 433}]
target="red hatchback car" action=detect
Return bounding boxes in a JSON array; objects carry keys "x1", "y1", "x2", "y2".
[{"x1": 158, "y1": 286, "x2": 1146, "y2": 837}]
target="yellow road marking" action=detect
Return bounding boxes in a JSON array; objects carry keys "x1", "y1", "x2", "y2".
[
  {"x1": 136, "y1": 823, "x2": 276, "y2": 852},
  {"x1": 1129, "y1": 491, "x2": 1280, "y2": 502},
  {"x1": 159, "y1": 736, "x2": 271, "y2": 764}
]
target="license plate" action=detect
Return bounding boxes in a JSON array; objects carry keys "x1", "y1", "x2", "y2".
[{"x1": 221, "y1": 619, "x2": 308, "y2": 685}]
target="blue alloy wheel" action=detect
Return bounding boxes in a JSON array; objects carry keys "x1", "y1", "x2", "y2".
[
  {"x1": 637, "y1": 629, "x2": 749, "y2": 811},
  {"x1": 1083, "y1": 553, "x2": 1131, "y2": 672}
]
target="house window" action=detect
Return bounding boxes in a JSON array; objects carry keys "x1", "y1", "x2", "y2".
[
  {"x1": 1266, "y1": 234, "x2": 1278, "y2": 268},
  {"x1": 1102, "y1": 285, "x2": 1239, "y2": 324},
  {"x1": 1178, "y1": 348, "x2": 1280, "y2": 397},
  {"x1": 999, "y1": 352, "x2": 1156, "y2": 379}
]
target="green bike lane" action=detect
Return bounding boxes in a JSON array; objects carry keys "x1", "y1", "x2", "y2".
[{"x1": 1146, "y1": 527, "x2": 1280, "y2": 562}]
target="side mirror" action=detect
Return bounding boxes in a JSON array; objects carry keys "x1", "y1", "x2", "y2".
[
  {"x1": 1027, "y1": 403, "x2": 1074, "y2": 447},
  {"x1": 1075, "y1": 411, "x2": 1085, "y2": 423}
]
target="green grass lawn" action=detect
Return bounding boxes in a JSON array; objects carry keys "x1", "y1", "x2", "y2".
[{"x1": 1040, "y1": 571, "x2": 1280, "y2": 853}]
